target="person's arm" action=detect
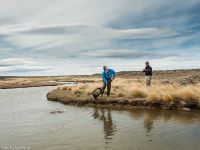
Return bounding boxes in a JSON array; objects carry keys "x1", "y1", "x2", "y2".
[
  {"x1": 150, "y1": 66, "x2": 152, "y2": 75},
  {"x1": 110, "y1": 69, "x2": 116, "y2": 79},
  {"x1": 102, "y1": 72, "x2": 107, "y2": 84}
]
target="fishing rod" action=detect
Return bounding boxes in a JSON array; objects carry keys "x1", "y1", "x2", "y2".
[{"x1": 149, "y1": 49, "x2": 156, "y2": 63}]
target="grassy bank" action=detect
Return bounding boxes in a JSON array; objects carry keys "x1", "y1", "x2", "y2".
[{"x1": 47, "y1": 78, "x2": 200, "y2": 111}]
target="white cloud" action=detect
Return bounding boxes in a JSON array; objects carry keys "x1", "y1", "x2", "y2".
[
  {"x1": 80, "y1": 49, "x2": 178, "y2": 59},
  {"x1": 0, "y1": 58, "x2": 54, "y2": 75},
  {"x1": 0, "y1": 0, "x2": 199, "y2": 75},
  {"x1": 1, "y1": 23, "x2": 179, "y2": 51}
]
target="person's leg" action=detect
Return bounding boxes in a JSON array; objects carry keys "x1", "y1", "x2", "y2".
[
  {"x1": 101, "y1": 82, "x2": 107, "y2": 96},
  {"x1": 149, "y1": 76, "x2": 152, "y2": 86},
  {"x1": 146, "y1": 76, "x2": 151, "y2": 86},
  {"x1": 107, "y1": 79, "x2": 112, "y2": 96},
  {"x1": 145, "y1": 76, "x2": 148, "y2": 86}
]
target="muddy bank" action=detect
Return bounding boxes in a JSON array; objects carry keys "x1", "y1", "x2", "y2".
[{"x1": 47, "y1": 89, "x2": 200, "y2": 111}]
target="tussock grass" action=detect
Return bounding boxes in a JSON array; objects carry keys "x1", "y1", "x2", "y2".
[
  {"x1": 130, "y1": 89, "x2": 147, "y2": 98},
  {"x1": 74, "y1": 89, "x2": 83, "y2": 95},
  {"x1": 55, "y1": 78, "x2": 200, "y2": 104},
  {"x1": 58, "y1": 86, "x2": 72, "y2": 91},
  {"x1": 117, "y1": 92, "x2": 125, "y2": 97}
]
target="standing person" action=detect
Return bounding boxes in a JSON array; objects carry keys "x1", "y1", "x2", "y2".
[
  {"x1": 143, "y1": 61, "x2": 152, "y2": 86},
  {"x1": 101, "y1": 66, "x2": 116, "y2": 96}
]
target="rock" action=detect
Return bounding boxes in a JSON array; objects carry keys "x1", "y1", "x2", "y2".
[
  {"x1": 182, "y1": 108, "x2": 190, "y2": 111},
  {"x1": 118, "y1": 99, "x2": 129, "y2": 105},
  {"x1": 130, "y1": 100, "x2": 143, "y2": 106},
  {"x1": 151, "y1": 102, "x2": 161, "y2": 108},
  {"x1": 198, "y1": 102, "x2": 200, "y2": 109},
  {"x1": 179, "y1": 101, "x2": 187, "y2": 107},
  {"x1": 97, "y1": 100, "x2": 106, "y2": 104},
  {"x1": 185, "y1": 101, "x2": 198, "y2": 109},
  {"x1": 161, "y1": 80, "x2": 173, "y2": 85},
  {"x1": 50, "y1": 110, "x2": 66, "y2": 114},
  {"x1": 143, "y1": 101, "x2": 151, "y2": 106},
  {"x1": 179, "y1": 78, "x2": 195, "y2": 85},
  {"x1": 79, "y1": 100, "x2": 89, "y2": 105}
]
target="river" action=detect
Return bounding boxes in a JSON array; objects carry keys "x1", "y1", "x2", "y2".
[{"x1": 0, "y1": 86, "x2": 200, "y2": 150}]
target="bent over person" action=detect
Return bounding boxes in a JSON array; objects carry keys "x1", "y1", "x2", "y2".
[
  {"x1": 101, "y1": 66, "x2": 116, "y2": 96},
  {"x1": 143, "y1": 61, "x2": 152, "y2": 86}
]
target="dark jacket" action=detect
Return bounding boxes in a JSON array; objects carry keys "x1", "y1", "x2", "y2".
[{"x1": 143, "y1": 65, "x2": 152, "y2": 76}]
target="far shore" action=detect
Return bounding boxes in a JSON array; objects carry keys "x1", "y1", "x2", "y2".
[
  {"x1": 0, "y1": 76, "x2": 95, "y2": 89},
  {"x1": 0, "y1": 69, "x2": 200, "y2": 89}
]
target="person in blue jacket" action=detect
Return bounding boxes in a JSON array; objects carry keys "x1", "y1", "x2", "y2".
[{"x1": 101, "y1": 66, "x2": 116, "y2": 96}]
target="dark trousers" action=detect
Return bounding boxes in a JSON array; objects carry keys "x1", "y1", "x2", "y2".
[{"x1": 101, "y1": 78, "x2": 112, "y2": 96}]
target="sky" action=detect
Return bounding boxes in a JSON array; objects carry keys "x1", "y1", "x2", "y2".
[{"x1": 0, "y1": 0, "x2": 200, "y2": 75}]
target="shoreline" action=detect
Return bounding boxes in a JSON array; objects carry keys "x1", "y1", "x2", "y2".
[
  {"x1": 47, "y1": 91, "x2": 200, "y2": 111},
  {"x1": 0, "y1": 82, "x2": 61, "y2": 89},
  {"x1": 0, "y1": 78, "x2": 95, "y2": 89}
]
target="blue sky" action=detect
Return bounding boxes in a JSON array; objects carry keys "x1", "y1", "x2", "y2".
[{"x1": 0, "y1": 0, "x2": 199, "y2": 75}]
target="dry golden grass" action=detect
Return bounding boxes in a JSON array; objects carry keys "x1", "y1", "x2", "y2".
[{"x1": 56, "y1": 78, "x2": 200, "y2": 103}]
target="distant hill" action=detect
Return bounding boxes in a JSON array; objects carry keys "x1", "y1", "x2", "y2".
[{"x1": 92, "y1": 69, "x2": 200, "y2": 77}]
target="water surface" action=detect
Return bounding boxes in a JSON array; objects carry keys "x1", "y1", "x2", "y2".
[{"x1": 0, "y1": 86, "x2": 200, "y2": 150}]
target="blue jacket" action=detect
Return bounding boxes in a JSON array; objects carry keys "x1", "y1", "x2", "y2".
[{"x1": 102, "y1": 68, "x2": 116, "y2": 84}]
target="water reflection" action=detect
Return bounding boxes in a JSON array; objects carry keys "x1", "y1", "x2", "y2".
[
  {"x1": 92, "y1": 107, "x2": 116, "y2": 140},
  {"x1": 144, "y1": 119, "x2": 154, "y2": 135},
  {"x1": 92, "y1": 108, "x2": 200, "y2": 143},
  {"x1": 129, "y1": 109, "x2": 200, "y2": 125}
]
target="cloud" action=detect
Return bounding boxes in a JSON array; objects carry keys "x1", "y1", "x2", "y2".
[
  {"x1": 106, "y1": 0, "x2": 200, "y2": 29},
  {"x1": 0, "y1": 23, "x2": 179, "y2": 37},
  {"x1": 0, "y1": 58, "x2": 37, "y2": 66},
  {"x1": 1, "y1": 23, "x2": 180, "y2": 52},
  {"x1": 80, "y1": 49, "x2": 178, "y2": 59},
  {"x1": 0, "y1": 0, "x2": 199, "y2": 75},
  {"x1": 0, "y1": 58, "x2": 54, "y2": 74}
]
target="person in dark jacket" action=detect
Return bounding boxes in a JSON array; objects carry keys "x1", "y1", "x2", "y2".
[
  {"x1": 143, "y1": 61, "x2": 152, "y2": 86},
  {"x1": 101, "y1": 66, "x2": 116, "y2": 96}
]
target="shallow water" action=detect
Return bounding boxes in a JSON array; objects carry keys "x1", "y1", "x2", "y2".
[{"x1": 0, "y1": 86, "x2": 200, "y2": 150}]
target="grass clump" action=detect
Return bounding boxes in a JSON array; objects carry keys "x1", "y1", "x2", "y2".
[
  {"x1": 117, "y1": 92, "x2": 125, "y2": 97},
  {"x1": 178, "y1": 86, "x2": 199, "y2": 102},
  {"x1": 74, "y1": 89, "x2": 83, "y2": 95},
  {"x1": 147, "y1": 92, "x2": 161, "y2": 102},
  {"x1": 129, "y1": 89, "x2": 147, "y2": 98}
]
